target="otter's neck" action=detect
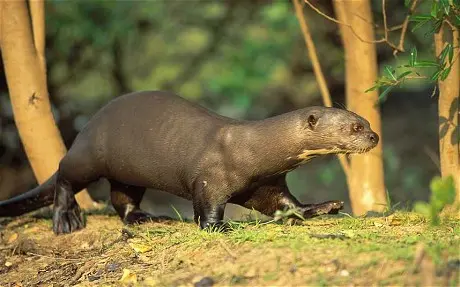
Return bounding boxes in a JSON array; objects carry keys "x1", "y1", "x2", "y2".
[{"x1": 232, "y1": 113, "x2": 312, "y2": 179}]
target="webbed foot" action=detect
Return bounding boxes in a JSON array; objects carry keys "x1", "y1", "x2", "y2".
[
  {"x1": 124, "y1": 209, "x2": 172, "y2": 225},
  {"x1": 302, "y1": 200, "x2": 344, "y2": 218},
  {"x1": 52, "y1": 204, "x2": 85, "y2": 235}
]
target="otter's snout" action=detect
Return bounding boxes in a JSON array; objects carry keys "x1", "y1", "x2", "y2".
[{"x1": 369, "y1": 132, "x2": 379, "y2": 145}]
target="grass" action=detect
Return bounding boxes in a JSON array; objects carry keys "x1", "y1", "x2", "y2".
[{"x1": 0, "y1": 211, "x2": 459, "y2": 286}]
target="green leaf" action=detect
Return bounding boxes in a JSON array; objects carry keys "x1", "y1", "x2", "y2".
[
  {"x1": 431, "y1": 1, "x2": 438, "y2": 18},
  {"x1": 384, "y1": 66, "x2": 397, "y2": 81},
  {"x1": 397, "y1": 71, "x2": 412, "y2": 80},
  {"x1": 413, "y1": 202, "x2": 430, "y2": 217},
  {"x1": 439, "y1": 123, "x2": 449, "y2": 138},
  {"x1": 448, "y1": 44, "x2": 454, "y2": 63},
  {"x1": 379, "y1": 86, "x2": 394, "y2": 101},
  {"x1": 411, "y1": 19, "x2": 431, "y2": 32},
  {"x1": 404, "y1": 0, "x2": 411, "y2": 7},
  {"x1": 365, "y1": 85, "x2": 379, "y2": 93},
  {"x1": 414, "y1": 61, "x2": 439, "y2": 68},
  {"x1": 440, "y1": 66, "x2": 452, "y2": 80},
  {"x1": 430, "y1": 176, "x2": 456, "y2": 206},
  {"x1": 454, "y1": 14, "x2": 460, "y2": 27},
  {"x1": 438, "y1": 44, "x2": 451, "y2": 65},
  {"x1": 440, "y1": 0, "x2": 450, "y2": 15},
  {"x1": 430, "y1": 70, "x2": 442, "y2": 81},
  {"x1": 409, "y1": 47, "x2": 417, "y2": 67},
  {"x1": 409, "y1": 14, "x2": 433, "y2": 21}
]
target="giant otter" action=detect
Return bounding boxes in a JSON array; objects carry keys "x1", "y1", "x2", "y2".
[{"x1": 0, "y1": 91, "x2": 379, "y2": 234}]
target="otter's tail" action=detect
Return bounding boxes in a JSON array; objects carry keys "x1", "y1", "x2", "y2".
[{"x1": 0, "y1": 173, "x2": 57, "y2": 217}]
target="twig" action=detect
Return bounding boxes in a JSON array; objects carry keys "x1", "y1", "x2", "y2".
[
  {"x1": 388, "y1": 24, "x2": 404, "y2": 32},
  {"x1": 26, "y1": 252, "x2": 86, "y2": 261},
  {"x1": 293, "y1": 0, "x2": 350, "y2": 178},
  {"x1": 70, "y1": 261, "x2": 94, "y2": 285},
  {"x1": 304, "y1": 0, "x2": 386, "y2": 45},
  {"x1": 382, "y1": 0, "x2": 389, "y2": 42},
  {"x1": 304, "y1": 0, "x2": 403, "y2": 52},
  {"x1": 394, "y1": 0, "x2": 419, "y2": 56}
]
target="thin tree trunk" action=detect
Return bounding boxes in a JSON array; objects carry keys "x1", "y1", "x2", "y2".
[
  {"x1": 0, "y1": 0, "x2": 96, "y2": 209},
  {"x1": 292, "y1": 0, "x2": 351, "y2": 181},
  {"x1": 434, "y1": 24, "x2": 460, "y2": 202},
  {"x1": 333, "y1": 0, "x2": 387, "y2": 215}
]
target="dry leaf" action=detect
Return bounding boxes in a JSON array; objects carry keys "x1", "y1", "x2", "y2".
[
  {"x1": 387, "y1": 215, "x2": 402, "y2": 226},
  {"x1": 23, "y1": 227, "x2": 40, "y2": 234},
  {"x1": 373, "y1": 222, "x2": 384, "y2": 227},
  {"x1": 7, "y1": 233, "x2": 18, "y2": 244},
  {"x1": 119, "y1": 268, "x2": 137, "y2": 284},
  {"x1": 4, "y1": 262, "x2": 13, "y2": 267},
  {"x1": 128, "y1": 241, "x2": 152, "y2": 253}
]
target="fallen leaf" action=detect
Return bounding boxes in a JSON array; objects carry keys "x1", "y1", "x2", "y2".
[
  {"x1": 23, "y1": 227, "x2": 40, "y2": 234},
  {"x1": 373, "y1": 222, "x2": 384, "y2": 227},
  {"x1": 387, "y1": 215, "x2": 402, "y2": 226},
  {"x1": 120, "y1": 268, "x2": 137, "y2": 284},
  {"x1": 128, "y1": 241, "x2": 152, "y2": 253},
  {"x1": 7, "y1": 233, "x2": 18, "y2": 244},
  {"x1": 5, "y1": 262, "x2": 13, "y2": 267}
]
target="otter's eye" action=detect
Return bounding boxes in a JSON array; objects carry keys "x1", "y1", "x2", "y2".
[
  {"x1": 308, "y1": 115, "x2": 317, "y2": 129},
  {"x1": 353, "y1": 123, "x2": 364, "y2": 132}
]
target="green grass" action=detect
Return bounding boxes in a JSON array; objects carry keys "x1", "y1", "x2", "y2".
[
  {"x1": 1, "y1": 211, "x2": 459, "y2": 286},
  {"x1": 119, "y1": 211, "x2": 459, "y2": 286}
]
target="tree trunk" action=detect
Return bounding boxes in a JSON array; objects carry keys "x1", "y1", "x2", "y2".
[
  {"x1": 434, "y1": 24, "x2": 460, "y2": 202},
  {"x1": 333, "y1": 0, "x2": 388, "y2": 215},
  {"x1": 0, "y1": 0, "x2": 96, "y2": 209}
]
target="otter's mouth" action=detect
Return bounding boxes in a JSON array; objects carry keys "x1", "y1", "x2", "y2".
[
  {"x1": 294, "y1": 145, "x2": 376, "y2": 163},
  {"x1": 334, "y1": 145, "x2": 375, "y2": 155}
]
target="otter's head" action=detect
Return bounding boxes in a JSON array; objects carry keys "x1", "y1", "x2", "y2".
[{"x1": 294, "y1": 106, "x2": 379, "y2": 159}]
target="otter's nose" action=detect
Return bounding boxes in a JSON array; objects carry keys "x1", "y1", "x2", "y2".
[{"x1": 369, "y1": 132, "x2": 379, "y2": 144}]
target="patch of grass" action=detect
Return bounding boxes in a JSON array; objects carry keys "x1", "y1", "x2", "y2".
[{"x1": 0, "y1": 211, "x2": 459, "y2": 286}]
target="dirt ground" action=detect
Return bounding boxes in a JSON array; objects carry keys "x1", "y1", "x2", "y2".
[{"x1": 0, "y1": 211, "x2": 459, "y2": 287}]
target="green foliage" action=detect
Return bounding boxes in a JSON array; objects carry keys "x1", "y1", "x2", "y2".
[
  {"x1": 413, "y1": 175, "x2": 456, "y2": 226},
  {"x1": 367, "y1": 0, "x2": 460, "y2": 101}
]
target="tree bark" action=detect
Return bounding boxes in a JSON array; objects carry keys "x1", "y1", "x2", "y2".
[
  {"x1": 333, "y1": 0, "x2": 388, "y2": 215},
  {"x1": 434, "y1": 24, "x2": 460, "y2": 202},
  {"x1": 0, "y1": 0, "x2": 96, "y2": 209}
]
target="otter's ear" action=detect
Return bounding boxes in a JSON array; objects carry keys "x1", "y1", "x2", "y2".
[{"x1": 307, "y1": 114, "x2": 317, "y2": 129}]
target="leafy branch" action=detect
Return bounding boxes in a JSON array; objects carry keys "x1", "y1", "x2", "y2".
[{"x1": 366, "y1": 0, "x2": 460, "y2": 101}]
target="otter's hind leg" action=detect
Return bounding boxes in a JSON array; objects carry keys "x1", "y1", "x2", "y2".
[
  {"x1": 229, "y1": 176, "x2": 343, "y2": 219},
  {"x1": 110, "y1": 181, "x2": 170, "y2": 225},
  {"x1": 53, "y1": 153, "x2": 100, "y2": 235}
]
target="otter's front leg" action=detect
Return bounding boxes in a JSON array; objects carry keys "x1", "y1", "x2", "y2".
[
  {"x1": 229, "y1": 176, "x2": 343, "y2": 219},
  {"x1": 192, "y1": 179, "x2": 231, "y2": 231}
]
